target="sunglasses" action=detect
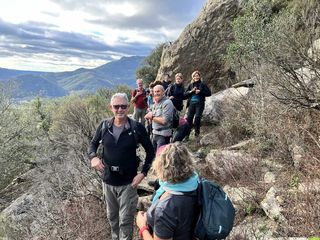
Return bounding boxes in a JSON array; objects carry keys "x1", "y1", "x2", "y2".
[{"x1": 112, "y1": 104, "x2": 128, "y2": 110}]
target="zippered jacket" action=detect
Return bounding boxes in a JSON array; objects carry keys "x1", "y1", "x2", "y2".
[
  {"x1": 88, "y1": 117, "x2": 155, "y2": 186},
  {"x1": 184, "y1": 80, "x2": 212, "y2": 107}
]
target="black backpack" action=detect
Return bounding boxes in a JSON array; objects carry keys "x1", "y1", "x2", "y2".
[
  {"x1": 193, "y1": 179, "x2": 235, "y2": 240},
  {"x1": 165, "y1": 85, "x2": 180, "y2": 129},
  {"x1": 153, "y1": 99, "x2": 180, "y2": 129}
]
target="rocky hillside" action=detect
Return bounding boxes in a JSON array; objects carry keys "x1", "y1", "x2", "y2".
[
  {"x1": 1, "y1": 0, "x2": 320, "y2": 239},
  {"x1": 156, "y1": 0, "x2": 241, "y2": 90}
]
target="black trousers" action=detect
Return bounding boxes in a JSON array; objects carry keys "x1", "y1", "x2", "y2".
[
  {"x1": 172, "y1": 123, "x2": 191, "y2": 142},
  {"x1": 186, "y1": 102, "x2": 204, "y2": 136},
  {"x1": 152, "y1": 134, "x2": 171, "y2": 151}
]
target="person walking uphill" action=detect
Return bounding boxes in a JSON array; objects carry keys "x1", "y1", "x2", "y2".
[
  {"x1": 88, "y1": 93, "x2": 155, "y2": 240},
  {"x1": 184, "y1": 70, "x2": 211, "y2": 139},
  {"x1": 131, "y1": 79, "x2": 148, "y2": 126}
]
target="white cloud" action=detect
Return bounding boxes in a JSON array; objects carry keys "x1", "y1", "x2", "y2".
[
  {"x1": 0, "y1": 0, "x2": 206, "y2": 71},
  {"x1": 105, "y1": 2, "x2": 138, "y2": 17},
  {"x1": 0, "y1": 0, "x2": 59, "y2": 24}
]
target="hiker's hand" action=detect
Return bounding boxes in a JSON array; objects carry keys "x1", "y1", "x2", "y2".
[
  {"x1": 136, "y1": 211, "x2": 147, "y2": 229},
  {"x1": 144, "y1": 112, "x2": 153, "y2": 120},
  {"x1": 195, "y1": 89, "x2": 200, "y2": 94},
  {"x1": 131, "y1": 173, "x2": 145, "y2": 188},
  {"x1": 191, "y1": 87, "x2": 197, "y2": 92},
  {"x1": 91, "y1": 157, "x2": 104, "y2": 171},
  {"x1": 169, "y1": 96, "x2": 174, "y2": 100}
]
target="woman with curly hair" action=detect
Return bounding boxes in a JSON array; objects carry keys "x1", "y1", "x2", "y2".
[{"x1": 136, "y1": 142, "x2": 199, "y2": 240}]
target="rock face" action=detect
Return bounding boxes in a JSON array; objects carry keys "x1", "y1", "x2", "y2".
[
  {"x1": 202, "y1": 85, "x2": 252, "y2": 122},
  {"x1": 156, "y1": 0, "x2": 242, "y2": 90},
  {"x1": 205, "y1": 149, "x2": 259, "y2": 182}
]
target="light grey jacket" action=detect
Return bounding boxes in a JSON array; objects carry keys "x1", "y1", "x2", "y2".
[{"x1": 151, "y1": 96, "x2": 174, "y2": 137}]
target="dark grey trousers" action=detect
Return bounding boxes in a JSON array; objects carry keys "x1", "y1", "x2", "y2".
[
  {"x1": 103, "y1": 183, "x2": 138, "y2": 240},
  {"x1": 133, "y1": 107, "x2": 147, "y2": 126}
]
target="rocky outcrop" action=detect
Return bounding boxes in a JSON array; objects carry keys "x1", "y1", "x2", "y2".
[
  {"x1": 202, "y1": 84, "x2": 252, "y2": 122},
  {"x1": 223, "y1": 185, "x2": 257, "y2": 208},
  {"x1": 261, "y1": 187, "x2": 286, "y2": 223},
  {"x1": 205, "y1": 149, "x2": 259, "y2": 182},
  {"x1": 228, "y1": 216, "x2": 278, "y2": 239},
  {"x1": 156, "y1": 0, "x2": 242, "y2": 90}
]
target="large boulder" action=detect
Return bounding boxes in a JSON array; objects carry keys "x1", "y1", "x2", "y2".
[
  {"x1": 205, "y1": 149, "x2": 260, "y2": 183},
  {"x1": 261, "y1": 187, "x2": 286, "y2": 223},
  {"x1": 202, "y1": 85, "x2": 252, "y2": 122},
  {"x1": 156, "y1": 0, "x2": 242, "y2": 90},
  {"x1": 229, "y1": 216, "x2": 278, "y2": 239},
  {"x1": 223, "y1": 185, "x2": 257, "y2": 209}
]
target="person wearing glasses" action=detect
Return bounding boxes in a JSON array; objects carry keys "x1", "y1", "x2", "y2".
[{"x1": 88, "y1": 93, "x2": 155, "y2": 240}]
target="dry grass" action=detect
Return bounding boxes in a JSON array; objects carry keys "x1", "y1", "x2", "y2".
[{"x1": 200, "y1": 81, "x2": 320, "y2": 237}]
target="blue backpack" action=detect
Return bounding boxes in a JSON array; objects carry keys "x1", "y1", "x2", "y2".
[{"x1": 193, "y1": 179, "x2": 235, "y2": 240}]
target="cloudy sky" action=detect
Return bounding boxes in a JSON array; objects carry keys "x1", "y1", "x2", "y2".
[{"x1": 0, "y1": 0, "x2": 206, "y2": 72}]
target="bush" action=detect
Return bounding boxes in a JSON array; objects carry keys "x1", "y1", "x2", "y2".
[{"x1": 228, "y1": 0, "x2": 320, "y2": 110}]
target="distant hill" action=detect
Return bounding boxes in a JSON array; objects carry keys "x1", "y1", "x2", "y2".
[
  {"x1": 0, "y1": 56, "x2": 145, "y2": 99},
  {"x1": 0, "y1": 68, "x2": 44, "y2": 81},
  {"x1": 10, "y1": 75, "x2": 68, "y2": 98}
]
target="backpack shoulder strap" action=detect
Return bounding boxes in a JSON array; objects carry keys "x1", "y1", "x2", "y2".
[
  {"x1": 165, "y1": 84, "x2": 172, "y2": 96},
  {"x1": 100, "y1": 118, "x2": 112, "y2": 141},
  {"x1": 132, "y1": 89, "x2": 138, "y2": 98},
  {"x1": 128, "y1": 117, "x2": 140, "y2": 147}
]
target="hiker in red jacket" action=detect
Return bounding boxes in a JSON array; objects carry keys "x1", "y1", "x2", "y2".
[{"x1": 131, "y1": 78, "x2": 148, "y2": 126}]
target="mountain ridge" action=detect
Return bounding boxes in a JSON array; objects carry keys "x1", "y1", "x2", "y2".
[{"x1": 0, "y1": 56, "x2": 145, "y2": 99}]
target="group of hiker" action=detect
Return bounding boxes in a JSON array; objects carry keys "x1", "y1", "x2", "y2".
[
  {"x1": 132, "y1": 70, "x2": 212, "y2": 146},
  {"x1": 88, "y1": 70, "x2": 212, "y2": 240}
]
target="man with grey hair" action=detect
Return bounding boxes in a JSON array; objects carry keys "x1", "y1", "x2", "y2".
[
  {"x1": 88, "y1": 93, "x2": 154, "y2": 240},
  {"x1": 131, "y1": 79, "x2": 147, "y2": 125},
  {"x1": 145, "y1": 85, "x2": 174, "y2": 150}
]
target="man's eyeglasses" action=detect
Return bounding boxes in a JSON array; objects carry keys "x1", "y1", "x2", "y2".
[{"x1": 112, "y1": 105, "x2": 128, "y2": 110}]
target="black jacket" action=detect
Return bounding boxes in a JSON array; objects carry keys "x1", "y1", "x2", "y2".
[
  {"x1": 162, "y1": 81, "x2": 171, "y2": 91},
  {"x1": 165, "y1": 83, "x2": 186, "y2": 111},
  {"x1": 184, "y1": 80, "x2": 212, "y2": 107},
  {"x1": 88, "y1": 117, "x2": 155, "y2": 186}
]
